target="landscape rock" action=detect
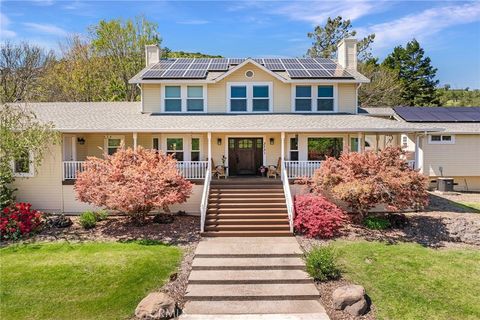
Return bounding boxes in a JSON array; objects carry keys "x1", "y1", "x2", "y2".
[
  {"x1": 135, "y1": 292, "x2": 176, "y2": 319},
  {"x1": 332, "y1": 284, "x2": 368, "y2": 316},
  {"x1": 45, "y1": 214, "x2": 73, "y2": 228},
  {"x1": 153, "y1": 214, "x2": 174, "y2": 224}
]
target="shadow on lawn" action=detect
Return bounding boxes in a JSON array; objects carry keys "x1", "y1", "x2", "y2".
[{"x1": 425, "y1": 193, "x2": 480, "y2": 214}]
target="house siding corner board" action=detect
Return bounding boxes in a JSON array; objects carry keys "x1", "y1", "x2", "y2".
[{"x1": 141, "y1": 63, "x2": 358, "y2": 114}]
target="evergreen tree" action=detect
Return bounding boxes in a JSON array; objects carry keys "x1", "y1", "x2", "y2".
[
  {"x1": 383, "y1": 39, "x2": 439, "y2": 106},
  {"x1": 306, "y1": 16, "x2": 375, "y2": 61}
]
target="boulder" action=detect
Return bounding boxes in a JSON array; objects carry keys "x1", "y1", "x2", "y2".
[
  {"x1": 135, "y1": 292, "x2": 176, "y2": 319},
  {"x1": 332, "y1": 284, "x2": 368, "y2": 316}
]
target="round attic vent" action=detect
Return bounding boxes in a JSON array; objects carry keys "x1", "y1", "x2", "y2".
[{"x1": 245, "y1": 70, "x2": 254, "y2": 78}]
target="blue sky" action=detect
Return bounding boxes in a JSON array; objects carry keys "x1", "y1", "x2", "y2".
[{"x1": 1, "y1": 0, "x2": 480, "y2": 88}]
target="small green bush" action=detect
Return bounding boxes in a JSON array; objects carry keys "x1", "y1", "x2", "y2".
[
  {"x1": 363, "y1": 216, "x2": 391, "y2": 230},
  {"x1": 305, "y1": 246, "x2": 341, "y2": 281},
  {"x1": 79, "y1": 211, "x2": 97, "y2": 229},
  {"x1": 95, "y1": 210, "x2": 108, "y2": 221}
]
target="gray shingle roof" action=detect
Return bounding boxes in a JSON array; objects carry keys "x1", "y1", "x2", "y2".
[{"x1": 13, "y1": 102, "x2": 443, "y2": 133}]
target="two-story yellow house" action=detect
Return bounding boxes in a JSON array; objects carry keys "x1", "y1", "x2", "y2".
[{"x1": 12, "y1": 39, "x2": 456, "y2": 236}]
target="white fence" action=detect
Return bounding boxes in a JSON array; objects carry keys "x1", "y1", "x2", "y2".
[
  {"x1": 283, "y1": 161, "x2": 323, "y2": 179},
  {"x1": 62, "y1": 160, "x2": 208, "y2": 180}
]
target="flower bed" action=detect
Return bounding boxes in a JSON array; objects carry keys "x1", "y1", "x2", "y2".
[{"x1": 1, "y1": 203, "x2": 44, "y2": 240}]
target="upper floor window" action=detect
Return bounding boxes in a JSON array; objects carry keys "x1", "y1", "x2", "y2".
[
  {"x1": 163, "y1": 85, "x2": 205, "y2": 112},
  {"x1": 294, "y1": 85, "x2": 336, "y2": 112},
  {"x1": 228, "y1": 82, "x2": 272, "y2": 112},
  {"x1": 428, "y1": 134, "x2": 455, "y2": 144}
]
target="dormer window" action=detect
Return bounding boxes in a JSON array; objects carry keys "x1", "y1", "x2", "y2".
[
  {"x1": 228, "y1": 82, "x2": 272, "y2": 113},
  {"x1": 293, "y1": 84, "x2": 337, "y2": 112}
]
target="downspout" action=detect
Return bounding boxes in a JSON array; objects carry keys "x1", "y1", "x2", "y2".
[{"x1": 355, "y1": 83, "x2": 362, "y2": 114}]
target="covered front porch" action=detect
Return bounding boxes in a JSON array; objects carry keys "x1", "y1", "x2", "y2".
[{"x1": 61, "y1": 131, "x2": 417, "y2": 181}]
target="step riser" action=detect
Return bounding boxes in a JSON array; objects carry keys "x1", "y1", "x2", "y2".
[
  {"x1": 189, "y1": 279, "x2": 312, "y2": 285},
  {"x1": 206, "y1": 215, "x2": 288, "y2": 220},
  {"x1": 209, "y1": 199, "x2": 286, "y2": 204},
  {"x1": 208, "y1": 209, "x2": 288, "y2": 214},
  {"x1": 192, "y1": 265, "x2": 305, "y2": 271},
  {"x1": 208, "y1": 204, "x2": 287, "y2": 209},
  {"x1": 185, "y1": 296, "x2": 320, "y2": 301},
  {"x1": 205, "y1": 226, "x2": 290, "y2": 231},
  {"x1": 210, "y1": 186, "x2": 283, "y2": 189},
  {"x1": 210, "y1": 194, "x2": 285, "y2": 198},
  {"x1": 201, "y1": 233, "x2": 292, "y2": 237},
  {"x1": 206, "y1": 220, "x2": 289, "y2": 225}
]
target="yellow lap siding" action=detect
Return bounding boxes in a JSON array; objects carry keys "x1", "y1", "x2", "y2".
[
  {"x1": 337, "y1": 83, "x2": 357, "y2": 114},
  {"x1": 142, "y1": 84, "x2": 161, "y2": 113}
]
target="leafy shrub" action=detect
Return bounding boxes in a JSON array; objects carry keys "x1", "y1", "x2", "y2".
[
  {"x1": 308, "y1": 147, "x2": 429, "y2": 220},
  {"x1": 75, "y1": 146, "x2": 193, "y2": 224},
  {"x1": 363, "y1": 216, "x2": 391, "y2": 230},
  {"x1": 79, "y1": 211, "x2": 97, "y2": 229},
  {"x1": 0, "y1": 203, "x2": 44, "y2": 240},
  {"x1": 95, "y1": 210, "x2": 108, "y2": 221},
  {"x1": 294, "y1": 194, "x2": 346, "y2": 238},
  {"x1": 305, "y1": 246, "x2": 341, "y2": 281}
]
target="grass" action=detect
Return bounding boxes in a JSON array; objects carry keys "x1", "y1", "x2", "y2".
[
  {"x1": 456, "y1": 201, "x2": 480, "y2": 212},
  {"x1": 0, "y1": 241, "x2": 182, "y2": 320},
  {"x1": 332, "y1": 240, "x2": 480, "y2": 320}
]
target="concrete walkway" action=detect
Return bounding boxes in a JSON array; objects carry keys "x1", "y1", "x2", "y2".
[{"x1": 181, "y1": 237, "x2": 329, "y2": 320}]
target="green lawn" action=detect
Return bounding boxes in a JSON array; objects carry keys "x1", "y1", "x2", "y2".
[
  {"x1": 332, "y1": 241, "x2": 480, "y2": 320},
  {"x1": 456, "y1": 201, "x2": 480, "y2": 212},
  {"x1": 0, "y1": 241, "x2": 182, "y2": 320}
]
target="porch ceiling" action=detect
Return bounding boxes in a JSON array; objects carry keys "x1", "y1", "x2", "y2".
[{"x1": 19, "y1": 102, "x2": 443, "y2": 133}]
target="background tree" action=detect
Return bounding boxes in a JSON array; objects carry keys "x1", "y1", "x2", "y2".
[
  {"x1": 383, "y1": 39, "x2": 439, "y2": 106},
  {"x1": 0, "y1": 104, "x2": 60, "y2": 208},
  {"x1": 75, "y1": 147, "x2": 193, "y2": 224},
  {"x1": 90, "y1": 16, "x2": 161, "y2": 101},
  {"x1": 306, "y1": 16, "x2": 375, "y2": 61},
  {"x1": 0, "y1": 41, "x2": 54, "y2": 103},
  {"x1": 358, "y1": 60, "x2": 405, "y2": 107}
]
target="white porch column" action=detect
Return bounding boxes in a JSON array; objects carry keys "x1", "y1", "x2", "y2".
[
  {"x1": 281, "y1": 132, "x2": 285, "y2": 163},
  {"x1": 207, "y1": 132, "x2": 212, "y2": 170},
  {"x1": 375, "y1": 133, "x2": 380, "y2": 152},
  {"x1": 133, "y1": 132, "x2": 138, "y2": 150},
  {"x1": 357, "y1": 132, "x2": 365, "y2": 153}
]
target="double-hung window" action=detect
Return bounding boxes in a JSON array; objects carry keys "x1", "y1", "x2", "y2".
[
  {"x1": 187, "y1": 86, "x2": 204, "y2": 112},
  {"x1": 429, "y1": 134, "x2": 455, "y2": 144},
  {"x1": 191, "y1": 138, "x2": 200, "y2": 161},
  {"x1": 165, "y1": 86, "x2": 182, "y2": 112},
  {"x1": 230, "y1": 85, "x2": 248, "y2": 112},
  {"x1": 166, "y1": 138, "x2": 184, "y2": 161},
  {"x1": 164, "y1": 85, "x2": 205, "y2": 112},
  {"x1": 228, "y1": 83, "x2": 272, "y2": 112},
  {"x1": 294, "y1": 85, "x2": 336, "y2": 112},
  {"x1": 106, "y1": 135, "x2": 124, "y2": 155},
  {"x1": 289, "y1": 137, "x2": 299, "y2": 161}
]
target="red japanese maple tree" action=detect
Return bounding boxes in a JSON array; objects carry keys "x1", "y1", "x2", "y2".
[
  {"x1": 75, "y1": 146, "x2": 193, "y2": 223},
  {"x1": 307, "y1": 147, "x2": 428, "y2": 219}
]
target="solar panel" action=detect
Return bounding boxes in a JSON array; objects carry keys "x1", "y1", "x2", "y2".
[
  {"x1": 286, "y1": 69, "x2": 311, "y2": 78},
  {"x1": 211, "y1": 58, "x2": 228, "y2": 63},
  {"x1": 331, "y1": 69, "x2": 353, "y2": 77},
  {"x1": 320, "y1": 63, "x2": 339, "y2": 69},
  {"x1": 300, "y1": 62, "x2": 322, "y2": 69},
  {"x1": 394, "y1": 107, "x2": 480, "y2": 122},
  {"x1": 253, "y1": 58, "x2": 264, "y2": 65},
  {"x1": 161, "y1": 69, "x2": 186, "y2": 78},
  {"x1": 209, "y1": 63, "x2": 228, "y2": 70},
  {"x1": 170, "y1": 63, "x2": 191, "y2": 70},
  {"x1": 229, "y1": 58, "x2": 245, "y2": 65},
  {"x1": 298, "y1": 58, "x2": 318, "y2": 64},
  {"x1": 194, "y1": 58, "x2": 210, "y2": 63},
  {"x1": 142, "y1": 70, "x2": 165, "y2": 78},
  {"x1": 264, "y1": 58, "x2": 281, "y2": 64},
  {"x1": 183, "y1": 69, "x2": 207, "y2": 78},
  {"x1": 314, "y1": 57, "x2": 335, "y2": 63},
  {"x1": 283, "y1": 62, "x2": 303, "y2": 69},
  {"x1": 151, "y1": 60, "x2": 175, "y2": 69},
  {"x1": 308, "y1": 69, "x2": 333, "y2": 77},
  {"x1": 281, "y1": 58, "x2": 299, "y2": 64},
  {"x1": 265, "y1": 63, "x2": 284, "y2": 71},
  {"x1": 189, "y1": 63, "x2": 209, "y2": 69}
]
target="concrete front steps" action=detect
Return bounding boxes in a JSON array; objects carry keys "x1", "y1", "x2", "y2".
[
  {"x1": 182, "y1": 237, "x2": 328, "y2": 319},
  {"x1": 203, "y1": 179, "x2": 292, "y2": 237}
]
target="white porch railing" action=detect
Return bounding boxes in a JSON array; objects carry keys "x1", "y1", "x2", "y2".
[
  {"x1": 176, "y1": 161, "x2": 209, "y2": 179},
  {"x1": 63, "y1": 161, "x2": 85, "y2": 180},
  {"x1": 62, "y1": 160, "x2": 209, "y2": 180},
  {"x1": 284, "y1": 161, "x2": 323, "y2": 179},
  {"x1": 199, "y1": 163, "x2": 211, "y2": 233},
  {"x1": 281, "y1": 161, "x2": 294, "y2": 232}
]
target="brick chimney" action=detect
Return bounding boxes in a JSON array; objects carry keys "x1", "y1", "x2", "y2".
[
  {"x1": 145, "y1": 44, "x2": 160, "y2": 66},
  {"x1": 337, "y1": 38, "x2": 357, "y2": 70}
]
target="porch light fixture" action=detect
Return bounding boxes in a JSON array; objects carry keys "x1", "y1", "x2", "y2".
[
  {"x1": 269, "y1": 138, "x2": 275, "y2": 145},
  {"x1": 217, "y1": 138, "x2": 222, "y2": 145},
  {"x1": 77, "y1": 137, "x2": 86, "y2": 145}
]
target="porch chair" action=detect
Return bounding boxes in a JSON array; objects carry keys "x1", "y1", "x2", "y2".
[
  {"x1": 267, "y1": 157, "x2": 282, "y2": 179},
  {"x1": 211, "y1": 159, "x2": 227, "y2": 179}
]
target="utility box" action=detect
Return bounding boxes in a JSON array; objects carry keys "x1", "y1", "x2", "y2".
[{"x1": 437, "y1": 178, "x2": 455, "y2": 192}]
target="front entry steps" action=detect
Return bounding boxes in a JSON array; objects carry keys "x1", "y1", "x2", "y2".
[
  {"x1": 181, "y1": 237, "x2": 328, "y2": 320},
  {"x1": 203, "y1": 179, "x2": 292, "y2": 237}
]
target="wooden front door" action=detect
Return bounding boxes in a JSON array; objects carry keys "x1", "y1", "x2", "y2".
[{"x1": 228, "y1": 138, "x2": 263, "y2": 175}]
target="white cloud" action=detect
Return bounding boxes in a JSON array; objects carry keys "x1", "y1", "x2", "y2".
[
  {"x1": 273, "y1": 0, "x2": 384, "y2": 25},
  {"x1": 176, "y1": 19, "x2": 210, "y2": 25},
  {"x1": 358, "y1": 2, "x2": 480, "y2": 49},
  {"x1": 23, "y1": 22, "x2": 68, "y2": 36},
  {"x1": 0, "y1": 13, "x2": 16, "y2": 39}
]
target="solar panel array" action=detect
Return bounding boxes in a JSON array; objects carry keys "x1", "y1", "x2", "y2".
[
  {"x1": 141, "y1": 57, "x2": 354, "y2": 79},
  {"x1": 394, "y1": 107, "x2": 480, "y2": 122}
]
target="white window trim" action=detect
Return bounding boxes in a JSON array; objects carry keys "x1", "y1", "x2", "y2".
[
  {"x1": 428, "y1": 134, "x2": 455, "y2": 145},
  {"x1": 152, "y1": 135, "x2": 161, "y2": 151},
  {"x1": 161, "y1": 84, "x2": 207, "y2": 113},
  {"x1": 287, "y1": 135, "x2": 299, "y2": 161},
  {"x1": 11, "y1": 151, "x2": 35, "y2": 178},
  {"x1": 227, "y1": 82, "x2": 273, "y2": 113},
  {"x1": 104, "y1": 135, "x2": 125, "y2": 154},
  {"x1": 291, "y1": 83, "x2": 338, "y2": 113}
]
